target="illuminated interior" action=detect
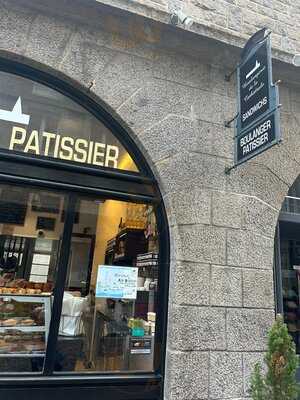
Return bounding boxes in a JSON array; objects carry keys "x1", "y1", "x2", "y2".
[{"x1": 0, "y1": 184, "x2": 159, "y2": 373}]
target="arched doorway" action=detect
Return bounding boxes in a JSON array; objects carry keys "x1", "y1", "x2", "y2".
[
  {"x1": 0, "y1": 58, "x2": 169, "y2": 400},
  {"x1": 275, "y1": 175, "x2": 300, "y2": 356}
]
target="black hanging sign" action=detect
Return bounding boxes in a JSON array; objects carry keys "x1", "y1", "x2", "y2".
[
  {"x1": 236, "y1": 112, "x2": 278, "y2": 164},
  {"x1": 233, "y1": 29, "x2": 281, "y2": 167},
  {"x1": 239, "y1": 39, "x2": 270, "y2": 130}
]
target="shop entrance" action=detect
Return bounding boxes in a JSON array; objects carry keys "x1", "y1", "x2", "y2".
[
  {"x1": 0, "y1": 59, "x2": 168, "y2": 400},
  {"x1": 275, "y1": 175, "x2": 300, "y2": 379}
]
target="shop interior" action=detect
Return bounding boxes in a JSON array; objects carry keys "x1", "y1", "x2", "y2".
[
  {"x1": 279, "y1": 176, "x2": 300, "y2": 354},
  {"x1": 0, "y1": 183, "x2": 159, "y2": 373},
  {"x1": 279, "y1": 220, "x2": 300, "y2": 351}
]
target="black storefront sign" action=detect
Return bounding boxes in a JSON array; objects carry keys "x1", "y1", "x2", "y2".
[
  {"x1": 236, "y1": 112, "x2": 277, "y2": 164},
  {"x1": 234, "y1": 30, "x2": 281, "y2": 167},
  {"x1": 239, "y1": 40, "x2": 270, "y2": 130}
]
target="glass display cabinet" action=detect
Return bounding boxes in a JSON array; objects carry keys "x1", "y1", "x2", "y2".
[{"x1": 0, "y1": 295, "x2": 51, "y2": 357}]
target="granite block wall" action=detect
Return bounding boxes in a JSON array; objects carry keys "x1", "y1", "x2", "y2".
[
  {"x1": 90, "y1": 0, "x2": 300, "y2": 61},
  {"x1": 184, "y1": 0, "x2": 300, "y2": 55},
  {"x1": 1, "y1": 0, "x2": 300, "y2": 398}
]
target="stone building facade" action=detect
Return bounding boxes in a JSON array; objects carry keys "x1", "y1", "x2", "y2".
[{"x1": 1, "y1": 0, "x2": 300, "y2": 399}]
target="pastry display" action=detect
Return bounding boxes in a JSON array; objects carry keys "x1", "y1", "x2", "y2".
[
  {"x1": 0, "y1": 273, "x2": 15, "y2": 287},
  {"x1": 0, "y1": 299, "x2": 45, "y2": 325},
  {"x1": 2, "y1": 319, "x2": 17, "y2": 327},
  {"x1": 0, "y1": 318, "x2": 36, "y2": 327},
  {"x1": 31, "y1": 306, "x2": 45, "y2": 326},
  {"x1": 16, "y1": 288, "x2": 26, "y2": 295},
  {"x1": 3, "y1": 303, "x2": 15, "y2": 312},
  {"x1": 0, "y1": 295, "x2": 50, "y2": 356},
  {"x1": 21, "y1": 319, "x2": 35, "y2": 326},
  {"x1": 0, "y1": 329, "x2": 45, "y2": 354},
  {"x1": 0, "y1": 280, "x2": 53, "y2": 295},
  {"x1": 6, "y1": 279, "x2": 27, "y2": 288},
  {"x1": 0, "y1": 287, "x2": 43, "y2": 295}
]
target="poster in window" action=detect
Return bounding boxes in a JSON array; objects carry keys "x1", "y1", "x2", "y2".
[{"x1": 96, "y1": 265, "x2": 138, "y2": 299}]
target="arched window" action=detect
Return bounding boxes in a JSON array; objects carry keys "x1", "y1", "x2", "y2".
[
  {"x1": 0, "y1": 70, "x2": 139, "y2": 173},
  {"x1": 276, "y1": 176, "x2": 300, "y2": 353},
  {"x1": 0, "y1": 59, "x2": 169, "y2": 398}
]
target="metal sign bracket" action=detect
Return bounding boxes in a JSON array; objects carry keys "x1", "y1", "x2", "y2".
[
  {"x1": 225, "y1": 65, "x2": 239, "y2": 82},
  {"x1": 224, "y1": 113, "x2": 239, "y2": 128}
]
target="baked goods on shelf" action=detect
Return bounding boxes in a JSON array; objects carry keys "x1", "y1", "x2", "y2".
[
  {"x1": 0, "y1": 293, "x2": 50, "y2": 357},
  {"x1": 0, "y1": 296, "x2": 46, "y2": 327},
  {"x1": 0, "y1": 318, "x2": 36, "y2": 327},
  {"x1": 0, "y1": 287, "x2": 43, "y2": 295},
  {"x1": 2, "y1": 319, "x2": 17, "y2": 327},
  {"x1": 0, "y1": 280, "x2": 53, "y2": 295},
  {"x1": 21, "y1": 319, "x2": 35, "y2": 326},
  {"x1": 0, "y1": 329, "x2": 45, "y2": 353}
]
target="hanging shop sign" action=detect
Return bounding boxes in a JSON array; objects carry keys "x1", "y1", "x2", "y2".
[
  {"x1": 236, "y1": 112, "x2": 279, "y2": 162},
  {"x1": 234, "y1": 28, "x2": 281, "y2": 166},
  {"x1": 95, "y1": 265, "x2": 138, "y2": 299},
  {"x1": 239, "y1": 39, "x2": 270, "y2": 130}
]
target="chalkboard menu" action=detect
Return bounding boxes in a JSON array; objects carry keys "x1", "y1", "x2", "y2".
[
  {"x1": 36, "y1": 217, "x2": 56, "y2": 231},
  {"x1": 0, "y1": 187, "x2": 28, "y2": 225},
  {"x1": 31, "y1": 193, "x2": 60, "y2": 214}
]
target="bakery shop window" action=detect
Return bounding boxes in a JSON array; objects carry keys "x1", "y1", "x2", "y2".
[
  {"x1": 55, "y1": 196, "x2": 159, "y2": 373},
  {"x1": 0, "y1": 183, "x2": 160, "y2": 373},
  {"x1": 0, "y1": 70, "x2": 138, "y2": 173},
  {"x1": 0, "y1": 184, "x2": 66, "y2": 372},
  {"x1": 0, "y1": 64, "x2": 167, "y2": 380},
  {"x1": 277, "y1": 175, "x2": 300, "y2": 354}
]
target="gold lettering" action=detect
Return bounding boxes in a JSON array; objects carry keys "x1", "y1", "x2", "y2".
[
  {"x1": 9, "y1": 127, "x2": 121, "y2": 170},
  {"x1": 42, "y1": 131, "x2": 56, "y2": 156},
  {"x1": 74, "y1": 139, "x2": 88, "y2": 163},
  {"x1": 93, "y1": 142, "x2": 105, "y2": 166},
  {"x1": 9, "y1": 126, "x2": 26, "y2": 150},
  {"x1": 54, "y1": 134, "x2": 61, "y2": 158},
  {"x1": 59, "y1": 136, "x2": 74, "y2": 160},
  {"x1": 24, "y1": 130, "x2": 40, "y2": 154},
  {"x1": 105, "y1": 145, "x2": 119, "y2": 168},
  {"x1": 87, "y1": 141, "x2": 94, "y2": 164}
]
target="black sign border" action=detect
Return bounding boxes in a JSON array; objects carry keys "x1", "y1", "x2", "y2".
[
  {"x1": 236, "y1": 36, "x2": 278, "y2": 136},
  {"x1": 234, "y1": 34, "x2": 281, "y2": 167},
  {"x1": 234, "y1": 108, "x2": 281, "y2": 166}
]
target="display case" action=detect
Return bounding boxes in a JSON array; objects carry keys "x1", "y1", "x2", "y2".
[{"x1": 0, "y1": 294, "x2": 51, "y2": 357}]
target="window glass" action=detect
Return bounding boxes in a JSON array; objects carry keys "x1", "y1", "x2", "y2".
[
  {"x1": 0, "y1": 71, "x2": 138, "y2": 172},
  {"x1": 279, "y1": 225, "x2": 300, "y2": 353},
  {"x1": 54, "y1": 197, "x2": 160, "y2": 373},
  {"x1": 278, "y1": 176, "x2": 300, "y2": 353},
  {"x1": 0, "y1": 183, "x2": 66, "y2": 372}
]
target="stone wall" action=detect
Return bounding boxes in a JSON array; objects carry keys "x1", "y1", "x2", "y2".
[
  {"x1": 181, "y1": 0, "x2": 300, "y2": 56},
  {"x1": 1, "y1": 0, "x2": 300, "y2": 399},
  {"x1": 93, "y1": 0, "x2": 300, "y2": 62}
]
